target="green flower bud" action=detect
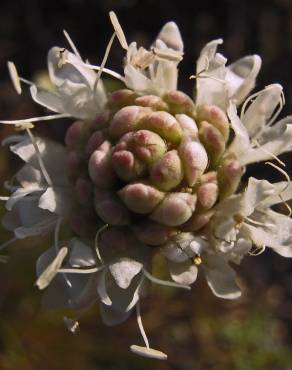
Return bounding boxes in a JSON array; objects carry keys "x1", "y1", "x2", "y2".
[
  {"x1": 163, "y1": 90, "x2": 195, "y2": 114},
  {"x1": 150, "y1": 192, "x2": 197, "y2": 226},
  {"x1": 218, "y1": 158, "x2": 242, "y2": 199},
  {"x1": 108, "y1": 89, "x2": 138, "y2": 110},
  {"x1": 94, "y1": 188, "x2": 130, "y2": 225},
  {"x1": 135, "y1": 95, "x2": 168, "y2": 110},
  {"x1": 118, "y1": 182, "x2": 165, "y2": 214},
  {"x1": 112, "y1": 149, "x2": 146, "y2": 181},
  {"x1": 88, "y1": 141, "x2": 117, "y2": 188},
  {"x1": 150, "y1": 150, "x2": 184, "y2": 191},
  {"x1": 197, "y1": 182, "x2": 219, "y2": 209},
  {"x1": 198, "y1": 121, "x2": 225, "y2": 164},
  {"x1": 182, "y1": 209, "x2": 215, "y2": 232},
  {"x1": 196, "y1": 104, "x2": 230, "y2": 141},
  {"x1": 139, "y1": 111, "x2": 183, "y2": 144},
  {"x1": 178, "y1": 138, "x2": 208, "y2": 186},
  {"x1": 176, "y1": 113, "x2": 198, "y2": 137},
  {"x1": 109, "y1": 105, "x2": 151, "y2": 139}
]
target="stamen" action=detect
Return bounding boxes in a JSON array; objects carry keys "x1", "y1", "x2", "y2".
[
  {"x1": 240, "y1": 90, "x2": 262, "y2": 121},
  {"x1": 63, "y1": 316, "x2": 80, "y2": 334},
  {"x1": 265, "y1": 161, "x2": 290, "y2": 184},
  {"x1": 245, "y1": 217, "x2": 274, "y2": 228},
  {"x1": 63, "y1": 30, "x2": 81, "y2": 58},
  {"x1": 58, "y1": 48, "x2": 68, "y2": 68},
  {"x1": 192, "y1": 255, "x2": 202, "y2": 265},
  {"x1": 94, "y1": 224, "x2": 108, "y2": 263},
  {"x1": 142, "y1": 268, "x2": 191, "y2": 290},
  {"x1": 26, "y1": 128, "x2": 53, "y2": 187},
  {"x1": 151, "y1": 47, "x2": 183, "y2": 62},
  {"x1": 0, "y1": 113, "x2": 71, "y2": 125},
  {"x1": 35, "y1": 246, "x2": 68, "y2": 290},
  {"x1": 109, "y1": 11, "x2": 128, "y2": 50},
  {"x1": 253, "y1": 140, "x2": 285, "y2": 167},
  {"x1": 136, "y1": 300, "x2": 149, "y2": 348},
  {"x1": 64, "y1": 60, "x2": 124, "y2": 81},
  {"x1": 248, "y1": 245, "x2": 266, "y2": 256},
  {"x1": 94, "y1": 33, "x2": 116, "y2": 94},
  {"x1": 0, "y1": 196, "x2": 9, "y2": 201},
  {"x1": 58, "y1": 266, "x2": 103, "y2": 274},
  {"x1": 0, "y1": 237, "x2": 17, "y2": 252},
  {"x1": 7, "y1": 61, "x2": 22, "y2": 95},
  {"x1": 266, "y1": 89, "x2": 285, "y2": 128}
]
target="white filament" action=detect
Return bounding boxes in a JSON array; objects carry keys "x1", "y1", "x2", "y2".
[{"x1": 143, "y1": 269, "x2": 191, "y2": 290}]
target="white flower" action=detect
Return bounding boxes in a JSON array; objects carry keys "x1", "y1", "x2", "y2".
[{"x1": 124, "y1": 22, "x2": 183, "y2": 95}]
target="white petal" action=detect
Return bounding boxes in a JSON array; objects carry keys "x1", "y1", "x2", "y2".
[
  {"x1": 30, "y1": 85, "x2": 65, "y2": 113},
  {"x1": 38, "y1": 187, "x2": 73, "y2": 215},
  {"x1": 168, "y1": 260, "x2": 198, "y2": 285},
  {"x1": 6, "y1": 185, "x2": 42, "y2": 211},
  {"x1": 97, "y1": 270, "x2": 112, "y2": 306},
  {"x1": 68, "y1": 238, "x2": 96, "y2": 267},
  {"x1": 109, "y1": 259, "x2": 143, "y2": 289},
  {"x1": 99, "y1": 302, "x2": 132, "y2": 326},
  {"x1": 124, "y1": 64, "x2": 153, "y2": 93},
  {"x1": 156, "y1": 21, "x2": 183, "y2": 52},
  {"x1": 204, "y1": 255, "x2": 241, "y2": 299},
  {"x1": 226, "y1": 55, "x2": 261, "y2": 105}
]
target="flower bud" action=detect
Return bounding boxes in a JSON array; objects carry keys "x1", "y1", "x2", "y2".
[
  {"x1": 200, "y1": 171, "x2": 217, "y2": 184},
  {"x1": 109, "y1": 105, "x2": 150, "y2": 139},
  {"x1": 150, "y1": 150, "x2": 184, "y2": 191},
  {"x1": 118, "y1": 182, "x2": 165, "y2": 214},
  {"x1": 197, "y1": 182, "x2": 218, "y2": 209},
  {"x1": 88, "y1": 141, "x2": 117, "y2": 188},
  {"x1": 196, "y1": 104, "x2": 230, "y2": 141},
  {"x1": 112, "y1": 150, "x2": 146, "y2": 181},
  {"x1": 75, "y1": 177, "x2": 92, "y2": 205},
  {"x1": 129, "y1": 130, "x2": 167, "y2": 164},
  {"x1": 94, "y1": 188, "x2": 130, "y2": 225},
  {"x1": 139, "y1": 111, "x2": 183, "y2": 144},
  {"x1": 65, "y1": 120, "x2": 87, "y2": 147},
  {"x1": 133, "y1": 220, "x2": 175, "y2": 246},
  {"x1": 86, "y1": 130, "x2": 106, "y2": 155},
  {"x1": 66, "y1": 150, "x2": 82, "y2": 178},
  {"x1": 182, "y1": 209, "x2": 215, "y2": 231},
  {"x1": 218, "y1": 158, "x2": 242, "y2": 199},
  {"x1": 163, "y1": 90, "x2": 195, "y2": 114},
  {"x1": 176, "y1": 114, "x2": 198, "y2": 137},
  {"x1": 178, "y1": 138, "x2": 208, "y2": 186},
  {"x1": 135, "y1": 95, "x2": 168, "y2": 110},
  {"x1": 150, "y1": 192, "x2": 197, "y2": 226},
  {"x1": 108, "y1": 89, "x2": 137, "y2": 109},
  {"x1": 91, "y1": 110, "x2": 110, "y2": 130},
  {"x1": 198, "y1": 121, "x2": 225, "y2": 164}
]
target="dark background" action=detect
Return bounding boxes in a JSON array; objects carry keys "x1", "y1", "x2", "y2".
[{"x1": 1, "y1": 1, "x2": 292, "y2": 369}]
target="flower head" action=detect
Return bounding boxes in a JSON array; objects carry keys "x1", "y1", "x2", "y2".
[{"x1": 1, "y1": 11, "x2": 292, "y2": 361}]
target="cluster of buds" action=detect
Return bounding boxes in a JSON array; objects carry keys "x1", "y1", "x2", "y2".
[{"x1": 1, "y1": 11, "x2": 292, "y2": 360}]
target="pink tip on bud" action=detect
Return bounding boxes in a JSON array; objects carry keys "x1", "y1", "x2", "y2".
[
  {"x1": 178, "y1": 138, "x2": 208, "y2": 186},
  {"x1": 109, "y1": 105, "x2": 150, "y2": 139},
  {"x1": 135, "y1": 95, "x2": 168, "y2": 110},
  {"x1": 108, "y1": 89, "x2": 137, "y2": 109},
  {"x1": 197, "y1": 182, "x2": 219, "y2": 209},
  {"x1": 176, "y1": 114, "x2": 198, "y2": 137},
  {"x1": 218, "y1": 158, "x2": 242, "y2": 199},
  {"x1": 150, "y1": 192, "x2": 197, "y2": 226},
  {"x1": 92, "y1": 110, "x2": 110, "y2": 130},
  {"x1": 131, "y1": 130, "x2": 167, "y2": 164},
  {"x1": 198, "y1": 121, "x2": 226, "y2": 164},
  {"x1": 139, "y1": 111, "x2": 183, "y2": 144},
  {"x1": 149, "y1": 149, "x2": 184, "y2": 191},
  {"x1": 88, "y1": 141, "x2": 117, "y2": 188},
  {"x1": 118, "y1": 182, "x2": 165, "y2": 214},
  {"x1": 112, "y1": 149, "x2": 146, "y2": 181},
  {"x1": 163, "y1": 90, "x2": 195, "y2": 114},
  {"x1": 86, "y1": 131, "x2": 106, "y2": 156},
  {"x1": 94, "y1": 188, "x2": 130, "y2": 226},
  {"x1": 196, "y1": 104, "x2": 230, "y2": 141}
]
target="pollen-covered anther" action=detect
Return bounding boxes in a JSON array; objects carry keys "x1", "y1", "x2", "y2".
[{"x1": 192, "y1": 255, "x2": 202, "y2": 265}]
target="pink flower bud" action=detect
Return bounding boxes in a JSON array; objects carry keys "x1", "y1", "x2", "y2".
[
  {"x1": 218, "y1": 158, "x2": 242, "y2": 199},
  {"x1": 178, "y1": 138, "x2": 208, "y2": 186},
  {"x1": 163, "y1": 90, "x2": 195, "y2": 114},
  {"x1": 196, "y1": 104, "x2": 229, "y2": 141},
  {"x1": 75, "y1": 177, "x2": 92, "y2": 205},
  {"x1": 176, "y1": 114, "x2": 198, "y2": 137},
  {"x1": 112, "y1": 150, "x2": 146, "y2": 181},
  {"x1": 108, "y1": 89, "x2": 137, "y2": 109},
  {"x1": 88, "y1": 141, "x2": 117, "y2": 188},
  {"x1": 197, "y1": 182, "x2": 218, "y2": 209},
  {"x1": 66, "y1": 150, "x2": 82, "y2": 178},
  {"x1": 135, "y1": 95, "x2": 168, "y2": 110},
  {"x1": 109, "y1": 105, "x2": 150, "y2": 139},
  {"x1": 117, "y1": 130, "x2": 167, "y2": 164},
  {"x1": 149, "y1": 149, "x2": 183, "y2": 191},
  {"x1": 182, "y1": 209, "x2": 215, "y2": 232},
  {"x1": 94, "y1": 188, "x2": 130, "y2": 225},
  {"x1": 118, "y1": 182, "x2": 165, "y2": 214},
  {"x1": 65, "y1": 120, "x2": 86, "y2": 147},
  {"x1": 91, "y1": 110, "x2": 110, "y2": 130},
  {"x1": 139, "y1": 111, "x2": 183, "y2": 144},
  {"x1": 150, "y1": 192, "x2": 197, "y2": 226},
  {"x1": 86, "y1": 130, "x2": 106, "y2": 156},
  {"x1": 198, "y1": 121, "x2": 225, "y2": 164},
  {"x1": 133, "y1": 220, "x2": 175, "y2": 246}
]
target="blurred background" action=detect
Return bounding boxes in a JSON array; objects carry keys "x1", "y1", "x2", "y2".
[{"x1": 1, "y1": 0, "x2": 292, "y2": 369}]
